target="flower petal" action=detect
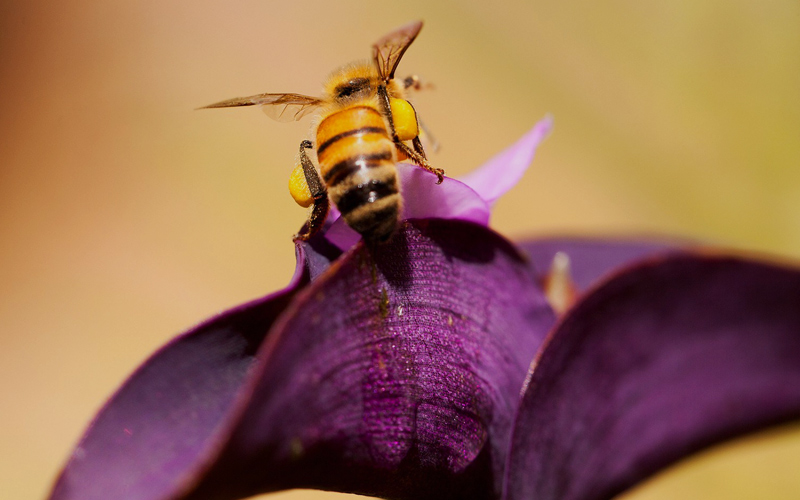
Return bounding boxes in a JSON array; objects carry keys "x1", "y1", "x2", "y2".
[
  {"x1": 459, "y1": 116, "x2": 553, "y2": 207},
  {"x1": 302, "y1": 225, "x2": 346, "y2": 279},
  {"x1": 177, "y1": 220, "x2": 555, "y2": 500},
  {"x1": 48, "y1": 246, "x2": 312, "y2": 500},
  {"x1": 505, "y1": 253, "x2": 800, "y2": 500},
  {"x1": 50, "y1": 221, "x2": 556, "y2": 500},
  {"x1": 399, "y1": 163, "x2": 491, "y2": 224}
]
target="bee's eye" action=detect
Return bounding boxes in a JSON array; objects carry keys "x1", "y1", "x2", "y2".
[{"x1": 335, "y1": 78, "x2": 370, "y2": 100}]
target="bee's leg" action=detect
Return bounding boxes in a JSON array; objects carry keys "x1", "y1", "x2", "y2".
[
  {"x1": 294, "y1": 140, "x2": 330, "y2": 241},
  {"x1": 394, "y1": 141, "x2": 444, "y2": 184},
  {"x1": 377, "y1": 84, "x2": 401, "y2": 140},
  {"x1": 377, "y1": 84, "x2": 445, "y2": 185},
  {"x1": 412, "y1": 136, "x2": 427, "y2": 160}
]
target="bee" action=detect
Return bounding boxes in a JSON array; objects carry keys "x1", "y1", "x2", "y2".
[{"x1": 201, "y1": 20, "x2": 442, "y2": 242}]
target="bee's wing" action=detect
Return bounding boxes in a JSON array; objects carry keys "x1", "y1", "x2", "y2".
[
  {"x1": 372, "y1": 20, "x2": 423, "y2": 81},
  {"x1": 199, "y1": 93, "x2": 324, "y2": 122}
]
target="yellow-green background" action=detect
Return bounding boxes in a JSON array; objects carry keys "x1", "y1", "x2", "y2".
[{"x1": 2, "y1": 1, "x2": 799, "y2": 499}]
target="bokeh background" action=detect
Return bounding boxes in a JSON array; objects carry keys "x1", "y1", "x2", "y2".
[{"x1": 2, "y1": 1, "x2": 799, "y2": 499}]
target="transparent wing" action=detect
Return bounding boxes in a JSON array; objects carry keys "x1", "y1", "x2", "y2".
[
  {"x1": 372, "y1": 20, "x2": 423, "y2": 81},
  {"x1": 199, "y1": 93, "x2": 324, "y2": 122}
]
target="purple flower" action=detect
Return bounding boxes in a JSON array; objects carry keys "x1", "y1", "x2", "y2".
[{"x1": 48, "y1": 118, "x2": 800, "y2": 500}]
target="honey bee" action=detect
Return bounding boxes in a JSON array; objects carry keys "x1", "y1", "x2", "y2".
[{"x1": 201, "y1": 20, "x2": 442, "y2": 242}]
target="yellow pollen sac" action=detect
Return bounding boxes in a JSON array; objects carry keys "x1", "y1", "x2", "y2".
[
  {"x1": 288, "y1": 162, "x2": 314, "y2": 208},
  {"x1": 390, "y1": 98, "x2": 419, "y2": 141}
]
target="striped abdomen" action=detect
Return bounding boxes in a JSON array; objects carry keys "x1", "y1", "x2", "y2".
[{"x1": 316, "y1": 105, "x2": 400, "y2": 241}]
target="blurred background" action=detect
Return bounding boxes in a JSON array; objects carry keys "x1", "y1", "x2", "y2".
[{"x1": 2, "y1": 1, "x2": 799, "y2": 499}]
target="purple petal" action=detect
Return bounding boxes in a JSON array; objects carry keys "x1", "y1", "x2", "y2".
[
  {"x1": 517, "y1": 236, "x2": 684, "y2": 292},
  {"x1": 48, "y1": 245, "x2": 312, "y2": 500},
  {"x1": 459, "y1": 117, "x2": 553, "y2": 207},
  {"x1": 505, "y1": 253, "x2": 800, "y2": 500},
  {"x1": 50, "y1": 221, "x2": 556, "y2": 500},
  {"x1": 398, "y1": 163, "x2": 491, "y2": 224},
  {"x1": 302, "y1": 224, "x2": 346, "y2": 280},
  {"x1": 321, "y1": 212, "x2": 362, "y2": 252},
  {"x1": 178, "y1": 220, "x2": 555, "y2": 500}
]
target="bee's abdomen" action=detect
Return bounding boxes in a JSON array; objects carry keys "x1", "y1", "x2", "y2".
[{"x1": 316, "y1": 105, "x2": 400, "y2": 241}]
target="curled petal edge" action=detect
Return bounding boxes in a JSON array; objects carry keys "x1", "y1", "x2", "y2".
[{"x1": 505, "y1": 252, "x2": 800, "y2": 500}]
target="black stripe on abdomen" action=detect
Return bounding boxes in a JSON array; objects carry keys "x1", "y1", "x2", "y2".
[
  {"x1": 323, "y1": 151, "x2": 394, "y2": 186},
  {"x1": 317, "y1": 127, "x2": 386, "y2": 156},
  {"x1": 335, "y1": 178, "x2": 398, "y2": 216}
]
